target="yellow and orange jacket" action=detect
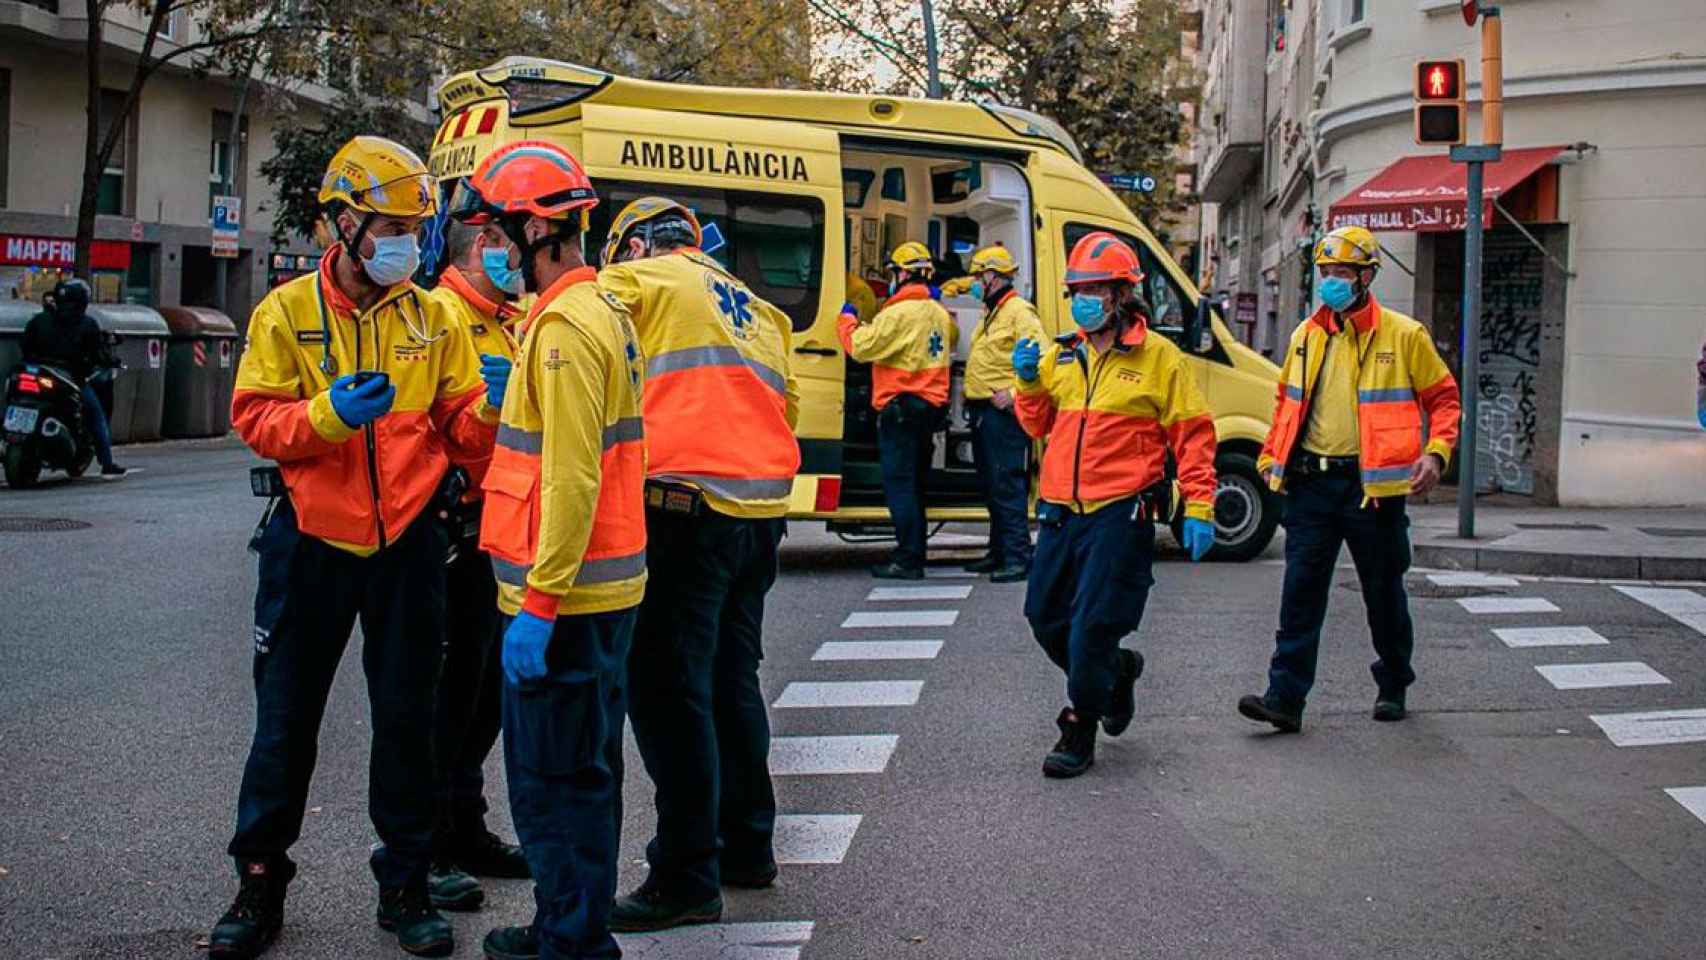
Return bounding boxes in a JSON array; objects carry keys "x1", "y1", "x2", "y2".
[
  {"x1": 427, "y1": 266, "x2": 519, "y2": 500},
  {"x1": 964, "y1": 288, "x2": 1044, "y2": 401},
  {"x1": 1015, "y1": 321, "x2": 1218, "y2": 520},
  {"x1": 232, "y1": 246, "x2": 497, "y2": 555},
  {"x1": 1259, "y1": 295, "x2": 1460, "y2": 499},
  {"x1": 837, "y1": 283, "x2": 958, "y2": 409},
  {"x1": 478, "y1": 267, "x2": 648, "y2": 619},
  {"x1": 600, "y1": 249, "x2": 800, "y2": 519}
]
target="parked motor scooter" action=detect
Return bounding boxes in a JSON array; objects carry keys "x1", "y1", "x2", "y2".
[{"x1": 2, "y1": 361, "x2": 105, "y2": 488}]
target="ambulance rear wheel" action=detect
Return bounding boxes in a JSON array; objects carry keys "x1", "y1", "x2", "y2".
[{"x1": 1171, "y1": 450, "x2": 1278, "y2": 563}]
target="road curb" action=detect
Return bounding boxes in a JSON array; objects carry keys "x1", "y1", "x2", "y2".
[{"x1": 1414, "y1": 542, "x2": 1706, "y2": 581}]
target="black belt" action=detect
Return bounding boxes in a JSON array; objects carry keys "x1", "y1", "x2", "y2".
[
  {"x1": 1293, "y1": 452, "x2": 1360, "y2": 476},
  {"x1": 645, "y1": 479, "x2": 706, "y2": 517}
]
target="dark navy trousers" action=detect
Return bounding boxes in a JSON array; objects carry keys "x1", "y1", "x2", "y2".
[
  {"x1": 968, "y1": 399, "x2": 1032, "y2": 568},
  {"x1": 877, "y1": 394, "x2": 944, "y2": 570},
  {"x1": 433, "y1": 531, "x2": 504, "y2": 852},
  {"x1": 1023, "y1": 496, "x2": 1156, "y2": 720}
]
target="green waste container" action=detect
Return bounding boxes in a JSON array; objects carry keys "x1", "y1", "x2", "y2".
[
  {"x1": 88, "y1": 304, "x2": 170, "y2": 444},
  {"x1": 159, "y1": 306, "x2": 240, "y2": 438}
]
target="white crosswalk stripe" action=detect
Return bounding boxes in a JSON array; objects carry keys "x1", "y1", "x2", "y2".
[
  {"x1": 1458, "y1": 596, "x2": 1561, "y2": 614},
  {"x1": 773, "y1": 815, "x2": 863, "y2": 864},
  {"x1": 1614, "y1": 585, "x2": 1706, "y2": 637},
  {"x1": 1534, "y1": 661, "x2": 1670, "y2": 690},
  {"x1": 1664, "y1": 787, "x2": 1706, "y2": 826},
  {"x1": 1494, "y1": 626, "x2": 1611, "y2": 648},
  {"x1": 813, "y1": 640, "x2": 943, "y2": 661},
  {"x1": 769, "y1": 735, "x2": 899, "y2": 774},
  {"x1": 618, "y1": 921, "x2": 815, "y2": 959},
  {"x1": 924, "y1": 567, "x2": 977, "y2": 579},
  {"x1": 867, "y1": 584, "x2": 974, "y2": 602},
  {"x1": 1589, "y1": 709, "x2": 1706, "y2": 747},
  {"x1": 774, "y1": 680, "x2": 924, "y2": 709},
  {"x1": 1429, "y1": 572, "x2": 1521, "y2": 587},
  {"x1": 841, "y1": 610, "x2": 959, "y2": 628}
]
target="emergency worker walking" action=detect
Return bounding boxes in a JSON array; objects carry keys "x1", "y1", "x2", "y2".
[
  {"x1": 1238, "y1": 226, "x2": 1460, "y2": 732},
  {"x1": 595, "y1": 197, "x2": 801, "y2": 932},
  {"x1": 838, "y1": 241, "x2": 957, "y2": 580},
  {"x1": 209, "y1": 136, "x2": 500, "y2": 960},
  {"x1": 450, "y1": 140, "x2": 648, "y2": 960},
  {"x1": 1012, "y1": 232, "x2": 1218, "y2": 779},
  {"x1": 420, "y1": 220, "x2": 531, "y2": 912},
  {"x1": 959, "y1": 245, "x2": 1042, "y2": 582}
]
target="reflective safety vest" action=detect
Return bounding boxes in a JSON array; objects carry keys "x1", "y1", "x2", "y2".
[
  {"x1": 1014, "y1": 321, "x2": 1218, "y2": 519},
  {"x1": 478, "y1": 266, "x2": 649, "y2": 619},
  {"x1": 600, "y1": 249, "x2": 801, "y2": 518},
  {"x1": 837, "y1": 283, "x2": 957, "y2": 409},
  {"x1": 1258, "y1": 295, "x2": 1460, "y2": 499},
  {"x1": 428, "y1": 266, "x2": 519, "y2": 501},
  {"x1": 231, "y1": 246, "x2": 497, "y2": 555},
  {"x1": 964, "y1": 288, "x2": 1044, "y2": 401}
]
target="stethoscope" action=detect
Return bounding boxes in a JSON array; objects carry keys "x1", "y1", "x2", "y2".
[{"x1": 313, "y1": 279, "x2": 444, "y2": 376}]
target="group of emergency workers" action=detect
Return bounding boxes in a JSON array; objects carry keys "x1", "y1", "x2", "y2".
[
  {"x1": 205, "y1": 128, "x2": 1464, "y2": 959},
  {"x1": 208, "y1": 135, "x2": 800, "y2": 960}
]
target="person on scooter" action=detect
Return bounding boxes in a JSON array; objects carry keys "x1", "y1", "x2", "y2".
[{"x1": 21, "y1": 278, "x2": 126, "y2": 478}]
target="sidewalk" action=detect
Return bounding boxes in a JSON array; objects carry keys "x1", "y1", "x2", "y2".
[{"x1": 1409, "y1": 494, "x2": 1706, "y2": 581}]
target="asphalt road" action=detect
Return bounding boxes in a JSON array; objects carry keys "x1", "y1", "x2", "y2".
[{"x1": 3, "y1": 439, "x2": 1704, "y2": 959}]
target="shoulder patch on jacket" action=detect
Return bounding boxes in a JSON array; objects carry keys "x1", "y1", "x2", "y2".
[
  {"x1": 1056, "y1": 351, "x2": 1078, "y2": 365},
  {"x1": 296, "y1": 330, "x2": 327, "y2": 344}
]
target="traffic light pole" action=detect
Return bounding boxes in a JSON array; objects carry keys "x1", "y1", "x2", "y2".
[{"x1": 1451, "y1": 4, "x2": 1502, "y2": 540}]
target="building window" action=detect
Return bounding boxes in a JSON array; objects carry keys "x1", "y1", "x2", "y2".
[
  {"x1": 210, "y1": 111, "x2": 248, "y2": 213},
  {"x1": 1268, "y1": 0, "x2": 1287, "y2": 53},
  {"x1": 97, "y1": 89, "x2": 129, "y2": 216},
  {"x1": 0, "y1": 69, "x2": 10, "y2": 208},
  {"x1": 1348, "y1": 0, "x2": 1366, "y2": 24}
]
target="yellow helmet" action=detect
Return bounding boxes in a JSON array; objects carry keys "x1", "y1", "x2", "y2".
[
  {"x1": 600, "y1": 196, "x2": 703, "y2": 267},
  {"x1": 318, "y1": 136, "x2": 436, "y2": 217},
  {"x1": 888, "y1": 241, "x2": 935, "y2": 277},
  {"x1": 1313, "y1": 226, "x2": 1380, "y2": 268},
  {"x1": 968, "y1": 244, "x2": 1018, "y2": 275}
]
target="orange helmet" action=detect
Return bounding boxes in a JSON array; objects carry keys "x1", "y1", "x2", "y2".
[
  {"x1": 1064, "y1": 231, "x2": 1144, "y2": 288},
  {"x1": 450, "y1": 140, "x2": 598, "y2": 225}
]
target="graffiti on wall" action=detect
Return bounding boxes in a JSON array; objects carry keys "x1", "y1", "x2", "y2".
[{"x1": 1474, "y1": 234, "x2": 1545, "y2": 495}]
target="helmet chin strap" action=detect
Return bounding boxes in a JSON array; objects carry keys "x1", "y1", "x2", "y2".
[
  {"x1": 339, "y1": 211, "x2": 378, "y2": 282},
  {"x1": 501, "y1": 216, "x2": 577, "y2": 293}
]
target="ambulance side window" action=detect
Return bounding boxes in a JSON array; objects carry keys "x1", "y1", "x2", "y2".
[
  {"x1": 1062, "y1": 222, "x2": 1189, "y2": 348},
  {"x1": 590, "y1": 180, "x2": 825, "y2": 332}
]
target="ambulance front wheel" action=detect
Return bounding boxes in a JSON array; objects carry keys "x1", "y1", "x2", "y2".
[{"x1": 1170, "y1": 450, "x2": 1278, "y2": 563}]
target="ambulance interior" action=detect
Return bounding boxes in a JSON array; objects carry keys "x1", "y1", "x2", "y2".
[{"x1": 839, "y1": 150, "x2": 1035, "y2": 510}]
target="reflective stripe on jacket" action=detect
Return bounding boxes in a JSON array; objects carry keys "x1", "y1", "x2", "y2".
[
  {"x1": 1014, "y1": 321, "x2": 1218, "y2": 520},
  {"x1": 600, "y1": 249, "x2": 801, "y2": 518},
  {"x1": 231, "y1": 246, "x2": 497, "y2": 555},
  {"x1": 1258, "y1": 295, "x2": 1461, "y2": 498},
  {"x1": 477, "y1": 266, "x2": 648, "y2": 618},
  {"x1": 837, "y1": 283, "x2": 957, "y2": 409},
  {"x1": 964, "y1": 289, "x2": 1044, "y2": 401},
  {"x1": 428, "y1": 267, "x2": 519, "y2": 500}
]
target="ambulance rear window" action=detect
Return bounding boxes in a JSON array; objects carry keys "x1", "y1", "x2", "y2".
[{"x1": 590, "y1": 181, "x2": 826, "y2": 333}]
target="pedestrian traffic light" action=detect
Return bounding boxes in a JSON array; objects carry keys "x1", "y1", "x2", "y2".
[{"x1": 1413, "y1": 59, "x2": 1467, "y2": 146}]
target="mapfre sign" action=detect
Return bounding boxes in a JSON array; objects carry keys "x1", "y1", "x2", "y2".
[{"x1": 0, "y1": 234, "x2": 132, "y2": 270}]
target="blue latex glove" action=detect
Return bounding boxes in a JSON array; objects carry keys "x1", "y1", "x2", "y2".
[
  {"x1": 841, "y1": 301, "x2": 857, "y2": 318},
  {"x1": 1182, "y1": 517, "x2": 1216, "y2": 562},
  {"x1": 1698, "y1": 405, "x2": 1706, "y2": 430},
  {"x1": 328, "y1": 374, "x2": 395, "y2": 429},
  {"x1": 1012, "y1": 338, "x2": 1042, "y2": 383},
  {"x1": 480, "y1": 354, "x2": 511, "y2": 409},
  {"x1": 502, "y1": 611, "x2": 553, "y2": 685}
]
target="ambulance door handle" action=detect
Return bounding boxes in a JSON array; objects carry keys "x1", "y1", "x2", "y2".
[{"x1": 795, "y1": 345, "x2": 839, "y2": 357}]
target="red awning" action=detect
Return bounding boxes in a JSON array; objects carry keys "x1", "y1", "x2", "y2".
[{"x1": 1326, "y1": 146, "x2": 1564, "y2": 233}]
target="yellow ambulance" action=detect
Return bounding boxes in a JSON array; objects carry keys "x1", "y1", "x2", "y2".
[{"x1": 430, "y1": 58, "x2": 1283, "y2": 560}]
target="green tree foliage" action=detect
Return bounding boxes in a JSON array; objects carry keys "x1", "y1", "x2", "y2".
[{"x1": 257, "y1": 97, "x2": 431, "y2": 249}]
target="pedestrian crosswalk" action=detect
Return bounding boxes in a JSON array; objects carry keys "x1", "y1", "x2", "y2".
[
  {"x1": 1437, "y1": 571, "x2": 1706, "y2": 838},
  {"x1": 619, "y1": 921, "x2": 816, "y2": 959}
]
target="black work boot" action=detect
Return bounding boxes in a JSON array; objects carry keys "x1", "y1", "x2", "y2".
[
  {"x1": 1238, "y1": 693, "x2": 1303, "y2": 733},
  {"x1": 482, "y1": 924, "x2": 540, "y2": 960},
  {"x1": 989, "y1": 564, "x2": 1030, "y2": 584},
  {"x1": 609, "y1": 886, "x2": 723, "y2": 933},
  {"x1": 870, "y1": 561, "x2": 925, "y2": 580},
  {"x1": 376, "y1": 884, "x2": 454, "y2": 957},
  {"x1": 963, "y1": 554, "x2": 1001, "y2": 574},
  {"x1": 1372, "y1": 696, "x2": 1407, "y2": 722},
  {"x1": 721, "y1": 860, "x2": 779, "y2": 890},
  {"x1": 1102, "y1": 649, "x2": 1145, "y2": 737},
  {"x1": 209, "y1": 859, "x2": 295, "y2": 959},
  {"x1": 427, "y1": 859, "x2": 484, "y2": 911},
  {"x1": 450, "y1": 825, "x2": 531, "y2": 879},
  {"x1": 1042, "y1": 707, "x2": 1097, "y2": 779}
]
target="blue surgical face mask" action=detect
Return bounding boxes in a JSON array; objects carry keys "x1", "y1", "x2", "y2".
[
  {"x1": 362, "y1": 233, "x2": 419, "y2": 287},
  {"x1": 1071, "y1": 293, "x2": 1109, "y2": 332},
  {"x1": 968, "y1": 281, "x2": 985, "y2": 301},
  {"x1": 1317, "y1": 275, "x2": 1357, "y2": 312},
  {"x1": 481, "y1": 246, "x2": 523, "y2": 296}
]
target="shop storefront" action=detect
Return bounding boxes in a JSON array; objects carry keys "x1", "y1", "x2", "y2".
[{"x1": 0, "y1": 233, "x2": 143, "y2": 303}]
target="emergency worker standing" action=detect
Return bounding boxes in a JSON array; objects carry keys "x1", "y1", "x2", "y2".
[
  {"x1": 209, "y1": 136, "x2": 500, "y2": 960},
  {"x1": 959, "y1": 245, "x2": 1042, "y2": 582},
  {"x1": 1238, "y1": 226, "x2": 1460, "y2": 733},
  {"x1": 837, "y1": 241, "x2": 957, "y2": 579},
  {"x1": 1012, "y1": 232, "x2": 1218, "y2": 779},
  {"x1": 595, "y1": 198, "x2": 801, "y2": 932},
  {"x1": 419, "y1": 220, "x2": 531, "y2": 912},
  {"x1": 451, "y1": 140, "x2": 648, "y2": 960}
]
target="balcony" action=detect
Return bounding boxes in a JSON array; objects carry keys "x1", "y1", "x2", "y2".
[{"x1": 1197, "y1": 0, "x2": 1267, "y2": 202}]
